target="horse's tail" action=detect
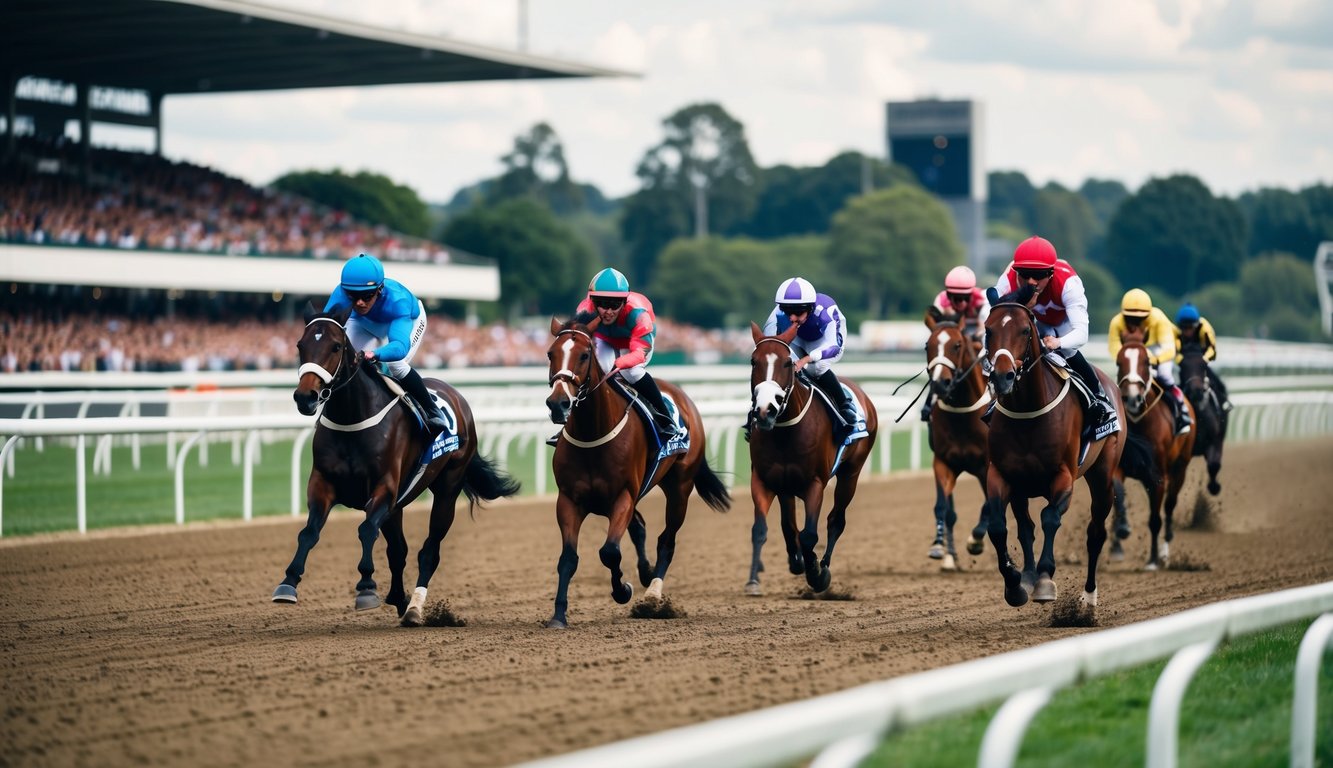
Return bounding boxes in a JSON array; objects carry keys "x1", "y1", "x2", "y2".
[
  {"x1": 693, "y1": 456, "x2": 732, "y2": 513},
  {"x1": 1117, "y1": 428, "x2": 1159, "y2": 485},
  {"x1": 462, "y1": 452, "x2": 523, "y2": 511}
]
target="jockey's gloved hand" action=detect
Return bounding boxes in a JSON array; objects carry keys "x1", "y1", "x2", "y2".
[{"x1": 359, "y1": 349, "x2": 377, "y2": 364}]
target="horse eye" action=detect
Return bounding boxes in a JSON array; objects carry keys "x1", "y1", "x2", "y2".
[{"x1": 332, "y1": 343, "x2": 342, "y2": 353}]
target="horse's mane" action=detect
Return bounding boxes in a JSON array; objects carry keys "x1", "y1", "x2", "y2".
[
  {"x1": 571, "y1": 310, "x2": 598, "y2": 327},
  {"x1": 994, "y1": 283, "x2": 1036, "y2": 307}
]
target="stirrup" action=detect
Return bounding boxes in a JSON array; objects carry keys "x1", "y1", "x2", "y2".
[{"x1": 545, "y1": 432, "x2": 560, "y2": 447}]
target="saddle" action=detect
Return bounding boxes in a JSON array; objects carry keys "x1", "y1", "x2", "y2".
[
  {"x1": 1041, "y1": 354, "x2": 1119, "y2": 458},
  {"x1": 610, "y1": 379, "x2": 690, "y2": 501},
  {"x1": 376, "y1": 373, "x2": 460, "y2": 457},
  {"x1": 798, "y1": 374, "x2": 870, "y2": 450}
]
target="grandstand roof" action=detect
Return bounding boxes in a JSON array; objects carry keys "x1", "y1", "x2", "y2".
[{"x1": 5, "y1": 0, "x2": 635, "y2": 95}]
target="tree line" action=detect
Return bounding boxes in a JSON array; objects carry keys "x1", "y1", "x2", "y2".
[{"x1": 272, "y1": 103, "x2": 1333, "y2": 343}]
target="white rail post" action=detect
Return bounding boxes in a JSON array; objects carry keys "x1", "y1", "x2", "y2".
[
  {"x1": 0, "y1": 435, "x2": 19, "y2": 536},
  {"x1": 1291, "y1": 613, "x2": 1333, "y2": 768},
  {"x1": 242, "y1": 430, "x2": 261, "y2": 522},
  {"x1": 808, "y1": 732, "x2": 880, "y2": 768},
  {"x1": 1147, "y1": 639, "x2": 1218, "y2": 768},
  {"x1": 76, "y1": 433, "x2": 87, "y2": 533},
  {"x1": 979, "y1": 687, "x2": 1054, "y2": 768},
  {"x1": 174, "y1": 431, "x2": 205, "y2": 525}
]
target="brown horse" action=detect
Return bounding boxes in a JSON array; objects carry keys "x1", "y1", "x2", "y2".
[
  {"x1": 922, "y1": 309, "x2": 990, "y2": 570},
  {"x1": 544, "y1": 314, "x2": 731, "y2": 629},
  {"x1": 982, "y1": 294, "x2": 1125, "y2": 610},
  {"x1": 1179, "y1": 341, "x2": 1228, "y2": 496},
  {"x1": 1113, "y1": 336, "x2": 1195, "y2": 569},
  {"x1": 745, "y1": 322, "x2": 879, "y2": 594},
  {"x1": 279, "y1": 304, "x2": 521, "y2": 626}
]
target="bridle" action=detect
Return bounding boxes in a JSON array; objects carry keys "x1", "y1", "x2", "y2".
[
  {"x1": 549, "y1": 327, "x2": 622, "y2": 409},
  {"x1": 926, "y1": 325, "x2": 987, "y2": 410},
  {"x1": 985, "y1": 303, "x2": 1043, "y2": 386},
  {"x1": 298, "y1": 316, "x2": 362, "y2": 407},
  {"x1": 751, "y1": 337, "x2": 812, "y2": 427}
]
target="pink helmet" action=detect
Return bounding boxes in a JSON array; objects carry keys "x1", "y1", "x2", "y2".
[
  {"x1": 1012, "y1": 236, "x2": 1058, "y2": 269},
  {"x1": 944, "y1": 266, "x2": 976, "y2": 292}
]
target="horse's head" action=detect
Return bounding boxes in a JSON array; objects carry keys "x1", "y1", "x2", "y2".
[
  {"x1": 294, "y1": 302, "x2": 355, "y2": 416},
  {"x1": 545, "y1": 313, "x2": 602, "y2": 424},
  {"x1": 1115, "y1": 339, "x2": 1153, "y2": 417},
  {"x1": 1178, "y1": 342, "x2": 1210, "y2": 403},
  {"x1": 923, "y1": 315, "x2": 974, "y2": 398},
  {"x1": 748, "y1": 321, "x2": 800, "y2": 431},
  {"x1": 983, "y1": 289, "x2": 1041, "y2": 397}
]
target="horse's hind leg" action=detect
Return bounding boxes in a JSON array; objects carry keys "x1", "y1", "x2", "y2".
[
  {"x1": 1144, "y1": 476, "x2": 1166, "y2": 571},
  {"x1": 1109, "y1": 475, "x2": 1129, "y2": 563},
  {"x1": 1082, "y1": 473, "x2": 1114, "y2": 609},
  {"x1": 382, "y1": 508, "x2": 410, "y2": 617},
  {"x1": 967, "y1": 474, "x2": 987, "y2": 556},
  {"x1": 547, "y1": 494, "x2": 586, "y2": 629},
  {"x1": 273, "y1": 479, "x2": 334, "y2": 604},
  {"x1": 645, "y1": 480, "x2": 690, "y2": 601},
  {"x1": 822, "y1": 467, "x2": 864, "y2": 576},
  {"x1": 1206, "y1": 442, "x2": 1223, "y2": 496},
  {"x1": 747, "y1": 476, "x2": 776, "y2": 596},
  {"x1": 403, "y1": 484, "x2": 461, "y2": 627},
  {"x1": 600, "y1": 490, "x2": 636, "y2": 607},
  {"x1": 354, "y1": 490, "x2": 397, "y2": 611},
  {"x1": 629, "y1": 510, "x2": 653, "y2": 588},
  {"x1": 799, "y1": 482, "x2": 831, "y2": 592}
]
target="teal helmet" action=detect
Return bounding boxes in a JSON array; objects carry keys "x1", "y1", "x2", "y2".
[
  {"x1": 587, "y1": 267, "x2": 630, "y2": 298},
  {"x1": 340, "y1": 254, "x2": 385, "y2": 292}
]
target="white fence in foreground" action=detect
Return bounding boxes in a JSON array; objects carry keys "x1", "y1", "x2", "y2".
[{"x1": 516, "y1": 582, "x2": 1333, "y2": 768}]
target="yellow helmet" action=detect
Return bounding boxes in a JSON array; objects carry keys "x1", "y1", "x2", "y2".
[{"x1": 1121, "y1": 288, "x2": 1153, "y2": 317}]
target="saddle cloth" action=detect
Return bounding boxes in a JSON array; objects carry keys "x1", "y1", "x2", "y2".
[
  {"x1": 800, "y1": 376, "x2": 870, "y2": 477},
  {"x1": 377, "y1": 373, "x2": 461, "y2": 462},
  {"x1": 1041, "y1": 353, "x2": 1119, "y2": 462},
  {"x1": 611, "y1": 379, "x2": 692, "y2": 501}
]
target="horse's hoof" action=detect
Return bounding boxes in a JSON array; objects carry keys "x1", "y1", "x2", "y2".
[
  {"x1": 1207, "y1": 481, "x2": 1221, "y2": 496},
  {"x1": 401, "y1": 607, "x2": 424, "y2": 628},
  {"x1": 612, "y1": 581, "x2": 634, "y2": 605},
  {"x1": 1033, "y1": 576, "x2": 1056, "y2": 603},
  {"x1": 271, "y1": 584, "x2": 298, "y2": 603},
  {"x1": 807, "y1": 566, "x2": 832, "y2": 593},
  {"x1": 966, "y1": 538, "x2": 984, "y2": 556},
  {"x1": 787, "y1": 555, "x2": 804, "y2": 575},
  {"x1": 744, "y1": 581, "x2": 763, "y2": 597},
  {"x1": 941, "y1": 554, "x2": 957, "y2": 572},
  {"x1": 545, "y1": 618, "x2": 568, "y2": 629},
  {"x1": 1143, "y1": 561, "x2": 1160, "y2": 572},
  {"x1": 354, "y1": 590, "x2": 381, "y2": 611},
  {"x1": 1109, "y1": 549, "x2": 1125, "y2": 564},
  {"x1": 1004, "y1": 586, "x2": 1029, "y2": 607},
  {"x1": 928, "y1": 543, "x2": 946, "y2": 560},
  {"x1": 1115, "y1": 524, "x2": 1131, "y2": 540},
  {"x1": 638, "y1": 563, "x2": 654, "y2": 588}
]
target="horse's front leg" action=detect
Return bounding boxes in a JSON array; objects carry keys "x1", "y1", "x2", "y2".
[
  {"x1": 601, "y1": 489, "x2": 636, "y2": 606},
  {"x1": 1144, "y1": 474, "x2": 1166, "y2": 571},
  {"x1": 381, "y1": 507, "x2": 409, "y2": 617},
  {"x1": 272, "y1": 473, "x2": 335, "y2": 604},
  {"x1": 967, "y1": 473, "x2": 988, "y2": 556},
  {"x1": 799, "y1": 480, "x2": 830, "y2": 592},
  {"x1": 547, "y1": 493, "x2": 586, "y2": 629},
  {"x1": 777, "y1": 494, "x2": 802, "y2": 575},
  {"x1": 1012, "y1": 496, "x2": 1036, "y2": 596},
  {"x1": 1206, "y1": 440, "x2": 1223, "y2": 496},
  {"x1": 746, "y1": 474, "x2": 777, "y2": 596},
  {"x1": 628, "y1": 510, "x2": 654, "y2": 588},
  {"x1": 353, "y1": 484, "x2": 399, "y2": 611},
  {"x1": 1033, "y1": 473, "x2": 1074, "y2": 604},
  {"x1": 984, "y1": 469, "x2": 1025, "y2": 606},
  {"x1": 930, "y1": 459, "x2": 957, "y2": 569},
  {"x1": 402, "y1": 482, "x2": 462, "y2": 627}
]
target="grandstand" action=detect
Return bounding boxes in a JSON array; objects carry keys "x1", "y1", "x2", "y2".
[{"x1": 2, "y1": 0, "x2": 634, "y2": 371}]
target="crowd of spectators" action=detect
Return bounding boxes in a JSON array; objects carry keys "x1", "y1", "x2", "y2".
[
  {"x1": 1, "y1": 305, "x2": 754, "y2": 374},
  {"x1": 0, "y1": 136, "x2": 457, "y2": 264}
]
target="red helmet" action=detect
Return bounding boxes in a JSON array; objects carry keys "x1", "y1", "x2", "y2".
[{"x1": 1012, "y1": 236, "x2": 1058, "y2": 269}]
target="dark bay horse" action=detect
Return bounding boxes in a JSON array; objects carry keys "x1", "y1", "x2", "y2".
[
  {"x1": 277, "y1": 304, "x2": 520, "y2": 626},
  {"x1": 922, "y1": 309, "x2": 989, "y2": 570},
  {"x1": 544, "y1": 315, "x2": 731, "y2": 629},
  {"x1": 1113, "y1": 336, "x2": 1194, "y2": 569},
  {"x1": 1179, "y1": 342, "x2": 1228, "y2": 496},
  {"x1": 982, "y1": 295, "x2": 1125, "y2": 610},
  {"x1": 745, "y1": 322, "x2": 878, "y2": 595}
]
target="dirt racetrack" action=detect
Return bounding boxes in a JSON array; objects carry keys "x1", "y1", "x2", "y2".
[{"x1": 2, "y1": 436, "x2": 1332, "y2": 767}]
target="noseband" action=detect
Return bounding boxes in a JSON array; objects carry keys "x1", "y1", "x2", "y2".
[
  {"x1": 986, "y1": 304, "x2": 1042, "y2": 385},
  {"x1": 752, "y1": 338, "x2": 813, "y2": 426},
  {"x1": 549, "y1": 328, "x2": 614, "y2": 409},
  {"x1": 299, "y1": 317, "x2": 361, "y2": 406}
]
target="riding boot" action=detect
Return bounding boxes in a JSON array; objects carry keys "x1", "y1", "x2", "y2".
[
  {"x1": 1170, "y1": 385, "x2": 1192, "y2": 434},
  {"x1": 920, "y1": 391, "x2": 934, "y2": 422},
  {"x1": 815, "y1": 369, "x2": 859, "y2": 428},
  {"x1": 629, "y1": 372, "x2": 679, "y2": 438},
  {"x1": 1066, "y1": 351, "x2": 1114, "y2": 429},
  {"x1": 1210, "y1": 367, "x2": 1233, "y2": 412},
  {"x1": 399, "y1": 368, "x2": 447, "y2": 437}
]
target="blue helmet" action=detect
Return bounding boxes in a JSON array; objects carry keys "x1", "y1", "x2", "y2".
[
  {"x1": 1176, "y1": 303, "x2": 1200, "y2": 325},
  {"x1": 340, "y1": 254, "x2": 385, "y2": 292},
  {"x1": 588, "y1": 267, "x2": 630, "y2": 298}
]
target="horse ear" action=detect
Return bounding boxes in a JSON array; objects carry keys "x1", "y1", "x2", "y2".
[
  {"x1": 924, "y1": 306, "x2": 942, "y2": 329},
  {"x1": 334, "y1": 304, "x2": 353, "y2": 324},
  {"x1": 550, "y1": 316, "x2": 563, "y2": 336},
  {"x1": 778, "y1": 323, "x2": 799, "y2": 343},
  {"x1": 751, "y1": 321, "x2": 764, "y2": 342},
  {"x1": 986, "y1": 287, "x2": 1000, "y2": 306},
  {"x1": 303, "y1": 301, "x2": 317, "y2": 323},
  {"x1": 586, "y1": 315, "x2": 602, "y2": 332}
]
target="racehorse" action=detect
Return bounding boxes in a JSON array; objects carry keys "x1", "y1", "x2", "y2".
[
  {"x1": 1178, "y1": 341, "x2": 1228, "y2": 496},
  {"x1": 745, "y1": 322, "x2": 878, "y2": 594},
  {"x1": 981, "y1": 287, "x2": 1126, "y2": 610},
  {"x1": 544, "y1": 314, "x2": 731, "y2": 629},
  {"x1": 922, "y1": 308, "x2": 989, "y2": 570},
  {"x1": 276, "y1": 303, "x2": 521, "y2": 626},
  {"x1": 1112, "y1": 334, "x2": 1194, "y2": 569}
]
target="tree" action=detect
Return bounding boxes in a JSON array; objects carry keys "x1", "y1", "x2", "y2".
[
  {"x1": 1078, "y1": 178, "x2": 1130, "y2": 229},
  {"x1": 650, "y1": 236, "x2": 827, "y2": 328},
  {"x1": 742, "y1": 152, "x2": 917, "y2": 239},
  {"x1": 988, "y1": 171, "x2": 1036, "y2": 229},
  {"x1": 1031, "y1": 183, "x2": 1100, "y2": 263},
  {"x1": 1302, "y1": 184, "x2": 1333, "y2": 245},
  {"x1": 826, "y1": 187, "x2": 961, "y2": 319},
  {"x1": 272, "y1": 169, "x2": 431, "y2": 237},
  {"x1": 487, "y1": 122, "x2": 585, "y2": 214},
  {"x1": 1104, "y1": 174, "x2": 1246, "y2": 296},
  {"x1": 441, "y1": 198, "x2": 594, "y2": 318},
  {"x1": 622, "y1": 103, "x2": 760, "y2": 281},
  {"x1": 1238, "y1": 188, "x2": 1317, "y2": 259},
  {"x1": 1240, "y1": 252, "x2": 1319, "y2": 318}
]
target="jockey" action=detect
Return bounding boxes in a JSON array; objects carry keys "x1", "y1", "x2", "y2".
[
  {"x1": 989, "y1": 236, "x2": 1117, "y2": 433},
  {"x1": 922, "y1": 265, "x2": 989, "y2": 421},
  {"x1": 575, "y1": 267, "x2": 679, "y2": 439},
  {"x1": 762, "y1": 277, "x2": 860, "y2": 430},
  {"x1": 324, "y1": 253, "x2": 448, "y2": 436},
  {"x1": 1109, "y1": 288, "x2": 1192, "y2": 435},
  {"x1": 1174, "y1": 302, "x2": 1232, "y2": 412}
]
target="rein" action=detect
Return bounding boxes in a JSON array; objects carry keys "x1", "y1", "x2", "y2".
[
  {"x1": 551, "y1": 328, "x2": 633, "y2": 448},
  {"x1": 752, "y1": 338, "x2": 806, "y2": 427},
  {"x1": 987, "y1": 302, "x2": 1065, "y2": 419},
  {"x1": 300, "y1": 316, "x2": 389, "y2": 432}
]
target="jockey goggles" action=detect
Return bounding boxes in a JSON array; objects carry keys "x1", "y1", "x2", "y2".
[
  {"x1": 592, "y1": 296, "x2": 625, "y2": 310},
  {"x1": 779, "y1": 303, "x2": 813, "y2": 316},
  {"x1": 947, "y1": 291, "x2": 971, "y2": 303},
  {"x1": 1015, "y1": 267, "x2": 1054, "y2": 281},
  {"x1": 346, "y1": 286, "x2": 381, "y2": 303}
]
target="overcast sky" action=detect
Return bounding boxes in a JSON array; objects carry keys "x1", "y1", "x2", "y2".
[{"x1": 125, "y1": 0, "x2": 1333, "y2": 204}]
